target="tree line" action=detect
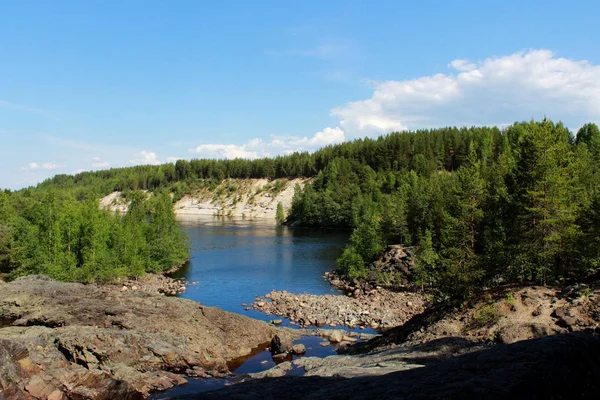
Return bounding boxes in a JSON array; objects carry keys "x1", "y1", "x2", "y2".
[
  {"x1": 290, "y1": 120, "x2": 600, "y2": 298},
  {"x1": 0, "y1": 189, "x2": 188, "y2": 282},
  {"x1": 4, "y1": 119, "x2": 599, "y2": 298}
]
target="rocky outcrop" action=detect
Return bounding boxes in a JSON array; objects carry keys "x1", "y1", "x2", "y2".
[
  {"x1": 365, "y1": 245, "x2": 416, "y2": 287},
  {"x1": 344, "y1": 283, "x2": 600, "y2": 355},
  {"x1": 269, "y1": 335, "x2": 292, "y2": 356},
  {"x1": 252, "y1": 288, "x2": 426, "y2": 329},
  {"x1": 327, "y1": 245, "x2": 417, "y2": 295},
  {"x1": 177, "y1": 178, "x2": 310, "y2": 220},
  {"x1": 191, "y1": 333, "x2": 600, "y2": 399},
  {"x1": 0, "y1": 276, "x2": 296, "y2": 399},
  {"x1": 177, "y1": 282, "x2": 600, "y2": 399}
]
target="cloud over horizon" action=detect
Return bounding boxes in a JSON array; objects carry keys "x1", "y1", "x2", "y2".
[
  {"x1": 190, "y1": 127, "x2": 346, "y2": 160},
  {"x1": 5, "y1": 49, "x2": 600, "y2": 190},
  {"x1": 332, "y1": 49, "x2": 600, "y2": 136},
  {"x1": 188, "y1": 50, "x2": 600, "y2": 163}
]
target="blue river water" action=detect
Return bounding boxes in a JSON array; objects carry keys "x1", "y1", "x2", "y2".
[
  {"x1": 151, "y1": 216, "x2": 353, "y2": 398},
  {"x1": 170, "y1": 216, "x2": 349, "y2": 326}
]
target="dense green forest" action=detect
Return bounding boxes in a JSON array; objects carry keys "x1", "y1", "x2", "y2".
[
  {"x1": 2, "y1": 119, "x2": 599, "y2": 298},
  {"x1": 290, "y1": 120, "x2": 600, "y2": 298},
  {"x1": 0, "y1": 189, "x2": 188, "y2": 282}
]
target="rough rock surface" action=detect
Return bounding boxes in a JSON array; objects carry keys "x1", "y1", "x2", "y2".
[
  {"x1": 113, "y1": 273, "x2": 192, "y2": 296},
  {"x1": 189, "y1": 333, "x2": 600, "y2": 399},
  {"x1": 326, "y1": 245, "x2": 417, "y2": 295},
  {"x1": 345, "y1": 283, "x2": 600, "y2": 354},
  {"x1": 195, "y1": 282, "x2": 600, "y2": 399},
  {"x1": 252, "y1": 288, "x2": 426, "y2": 329},
  {"x1": 176, "y1": 178, "x2": 310, "y2": 220},
  {"x1": 269, "y1": 335, "x2": 292, "y2": 355},
  {"x1": 0, "y1": 276, "x2": 295, "y2": 399}
]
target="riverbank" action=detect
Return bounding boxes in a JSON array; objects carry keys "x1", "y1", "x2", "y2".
[
  {"x1": 112, "y1": 273, "x2": 193, "y2": 296},
  {"x1": 190, "y1": 332, "x2": 600, "y2": 399},
  {"x1": 252, "y1": 287, "x2": 427, "y2": 329},
  {"x1": 191, "y1": 281, "x2": 600, "y2": 399},
  {"x1": 0, "y1": 276, "x2": 299, "y2": 399},
  {"x1": 3, "y1": 274, "x2": 599, "y2": 399}
]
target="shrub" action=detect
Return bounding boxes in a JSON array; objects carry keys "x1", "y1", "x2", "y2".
[
  {"x1": 475, "y1": 302, "x2": 499, "y2": 327},
  {"x1": 337, "y1": 247, "x2": 366, "y2": 279}
]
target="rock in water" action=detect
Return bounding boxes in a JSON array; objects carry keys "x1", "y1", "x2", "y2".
[
  {"x1": 270, "y1": 335, "x2": 292, "y2": 355},
  {"x1": 328, "y1": 330, "x2": 344, "y2": 343},
  {"x1": 292, "y1": 344, "x2": 306, "y2": 354}
]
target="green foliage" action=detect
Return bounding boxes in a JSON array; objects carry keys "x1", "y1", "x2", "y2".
[
  {"x1": 272, "y1": 179, "x2": 285, "y2": 195},
  {"x1": 350, "y1": 219, "x2": 383, "y2": 262},
  {"x1": 576, "y1": 123, "x2": 600, "y2": 150},
  {"x1": 475, "y1": 302, "x2": 500, "y2": 327},
  {"x1": 336, "y1": 246, "x2": 366, "y2": 279},
  {"x1": 1, "y1": 189, "x2": 188, "y2": 282},
  {"x1": 275, "y1": 202, "x2": 285, "y2": 225},
  {"x1": 578, "y1": 287, "x2": 593, "y2": 298},
  {"x1": 505, "y1": 293, "x2": 516, "y2": 307},
  {"x1": 279, "y1": 119, "x2": 600, "y2": 300},
  {"x1": 413, "y1": 230, "x2": 439, "y2": 290},
  {"x1": 8, "y1": 118, "x2": 600, "y2": 300}
]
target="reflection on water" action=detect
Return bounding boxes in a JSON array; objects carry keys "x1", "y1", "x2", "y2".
[
  {"x1": 171, "y1": 216, "x2": 349, "y2": 325},
  {"x1": 151, "y1": 216, "x2": 353, "y2": 398}
]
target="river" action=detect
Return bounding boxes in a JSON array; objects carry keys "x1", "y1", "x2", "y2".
[{"x1": 152, "y1": 216, "x2": 351, "y2": 398}]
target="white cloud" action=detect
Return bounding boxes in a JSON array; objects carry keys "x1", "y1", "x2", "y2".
[
  {"x1": 166, "y1": 157, "x2": 181, "y2": 163},
  {"x1": 26, "y1": 161, "x2": 61, "y2": 171},
  {"x1": 449, "y1": 59, "x2": 477, "y2": 72},
  {"x1": 332, "y1": 49, "x2": 600, "y2": 136},
  {"x1": 41, "y1": 162, "x2": 60, "y2": 170},
  {"x1": 71, "y1": 168, "x2": 86, "y2": 175},
  {"x1": 128, "y1": 151, "x2": 161, "y2": 166},
  {"x1": 91, "y1": 156, "x2": 110, "y2": 168},
  {"x1": 190, "y1": 144, "x2": 259, "y2": 159},
  {"x1": 291, "y1": 127, "x2": 346, "y2": 147},
  {"x1": 190, "y1": 127, "x2": 346, "y2": 160}
]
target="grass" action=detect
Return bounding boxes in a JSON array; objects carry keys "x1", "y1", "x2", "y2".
[{"x1": 475, "y1": 301, "x2": 500, "y2": 327}]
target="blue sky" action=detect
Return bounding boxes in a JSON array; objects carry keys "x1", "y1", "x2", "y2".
[{"x1": 1, "y1": 0, "x2": 599, "y2": 189}]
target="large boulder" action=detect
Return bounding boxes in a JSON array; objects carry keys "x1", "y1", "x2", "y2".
[{"x1": 270, "y1": 335, "x2": 292, "y2": 355}]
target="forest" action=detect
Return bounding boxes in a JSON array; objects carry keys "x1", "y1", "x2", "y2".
[
  {"x1": 2, "y1": 119, "x2": 599, "y2": 298},
  {"x1": 0, "y1": 189, "x2": 188, "y2": 282},
  {"x1": 290, "y1": 120, "x2": 600, "y2": 298}
]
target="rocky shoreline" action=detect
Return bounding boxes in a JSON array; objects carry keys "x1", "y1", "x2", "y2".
[
  {"x1": 2, "y1": 270, "x2": 600, "y2": 399},
  {"x1": 191, "y1": 332, "x2": 600, "y2": 400},
  {"x1": 0, "y1": 275, "x2": 298, "y2": 399},
  {"x1": 113, "y1": 273, "x2": 195, "y2": 296},
  {"x1": 195, "y1": 280, "x2": 600, "y2": 399},
  {"x1": 252, "y1": 285, "x2": 427, "y2": 330}
]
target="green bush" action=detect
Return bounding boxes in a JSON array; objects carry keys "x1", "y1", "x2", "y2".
[
  {"x1": 475, "y1": 302, "x2": 499, "y2": 327},
  {"x1": 337, "y1": 247, "x2": 366, "y2": 279}
]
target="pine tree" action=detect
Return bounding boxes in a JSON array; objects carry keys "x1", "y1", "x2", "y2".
[
  {"x1": 439, "y1": 143, "x2": 485, "y2": 297},
  {"x1": 275, "y1": 201, "x2": 285, "y2": 225},
  {"x1": 413, "y1": 229, "x2": 439, "y2": 290},
  {"x1": 509, "y1": 120, "x2": 578, "y2": 283}
]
